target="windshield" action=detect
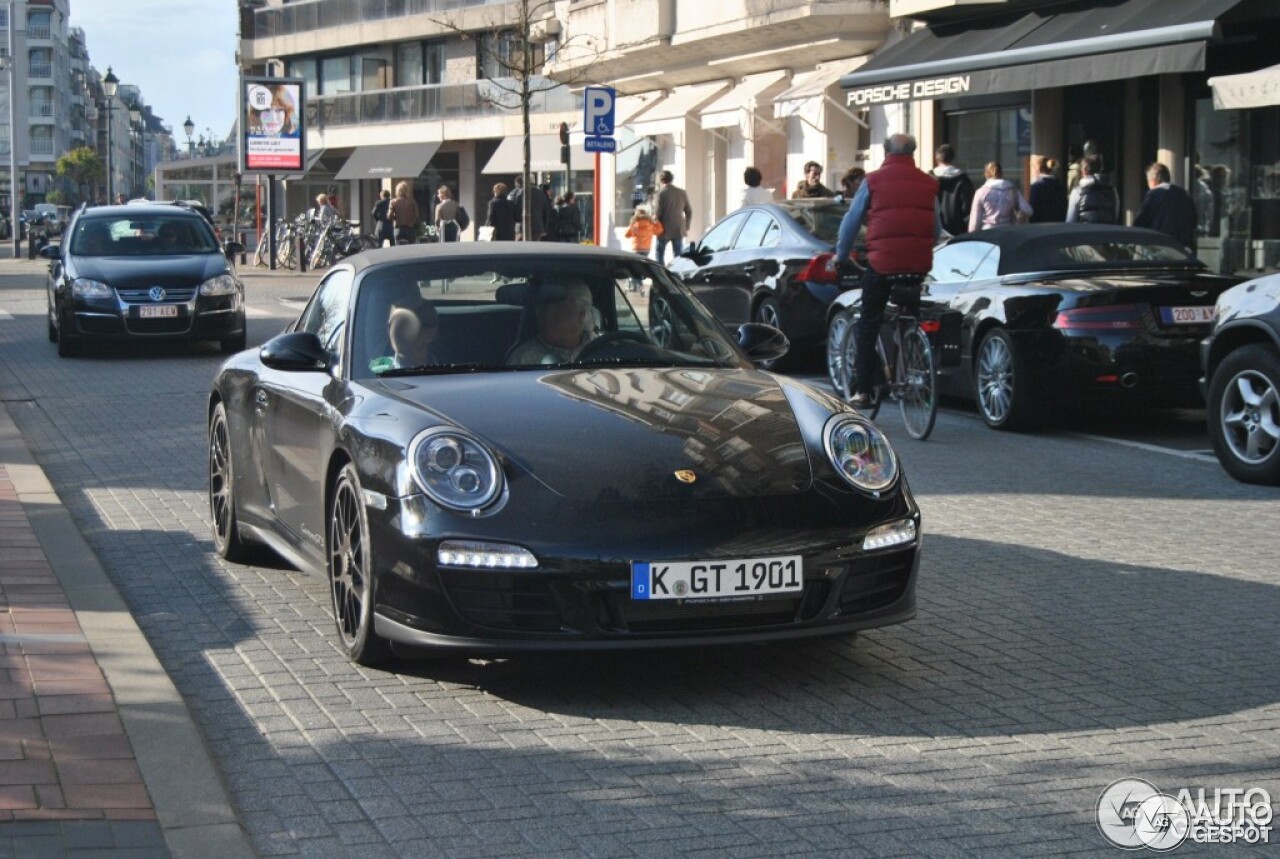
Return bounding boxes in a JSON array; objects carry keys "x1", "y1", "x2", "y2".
[
  {"x1": 69, "y1": 215, "x2": 218, "y2": 256},
  {"x1": 350, "y1": 257, "x2": 749, "y2": 379}
]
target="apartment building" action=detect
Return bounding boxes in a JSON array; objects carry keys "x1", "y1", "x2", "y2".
[{"x1": 237, "y1": 0, "x2": 896, "y2": 247}]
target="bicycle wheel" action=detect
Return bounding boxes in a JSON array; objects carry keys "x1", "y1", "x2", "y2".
[
  {"x1": 839, "y1": 316, "x2": 884, "y2": 419},
  {"x1": 898, "y1": 324, "x2": 938, "y2": 440}
]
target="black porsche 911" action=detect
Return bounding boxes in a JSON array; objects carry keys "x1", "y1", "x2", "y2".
[
  {"x1": 42, "y1": 202, "x2": 246, "y2": 357},
  {"x1": 208, "y1": 244, "x2": 921, "y2": 665},
  {"x1": 828, "y1": 224, "x2": 1244, "y2": 430}
]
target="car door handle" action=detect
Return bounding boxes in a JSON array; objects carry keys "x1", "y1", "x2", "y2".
[{"x1": 254, "y1": 389, "x2": 269, "y2": 412}]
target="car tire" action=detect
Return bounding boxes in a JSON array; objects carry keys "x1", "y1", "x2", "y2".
[
  {"x1": 220, "y1": 331, "x2": 248, "y2": 355},
  {"x1": 47, "y1": 305, "x2": 57, "y2": 343},
  {"x1": 975, "y1": 328, "x2": 1035, "y2": 431},
  {"x1": 55, "y1": 318, "x2": 79, "y2": 358},
  {"x1": 329, "y1": 463, "x2": 392, "y2": 667},
  {"x1": 753, "y1": 296, "x2": 791, "y2": 371},
  {"x1": 827, "y1": 310, "x2": 852, "y2": 397},
  {"x1": 208, "y1": 402, "x2": 255, "y2": 562},
  {"x1": 1207, "y1": 343, "x2": 1280, "y2": 485}
]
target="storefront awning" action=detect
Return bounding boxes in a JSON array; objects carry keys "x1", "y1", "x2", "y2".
[
  {"x1": 840, "y1": 0, "x2": 1246, "y2": 106},
  {"x1": 628, "y1": 82, "x2": 731, "y2": 136},
  {"x1": 775, "y1": 63, "x2": 860, "y2": 115},
  {"x1": 1209, "y1": 63, "x2": 1280, "y2": 109},
  {"x1": 481, "y1": 135, "x2": 596, "y2": 175},
  {"x1": 699, "y1": 71, "x2": 790, "y2": 129},
  {"x1": 334, "y1": 142, "x2": 440, "y2": 181},
  {"x1": 281, "y1": 147, "x2": 327, "y2": 181}
]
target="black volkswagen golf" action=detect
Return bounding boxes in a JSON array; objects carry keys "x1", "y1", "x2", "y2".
[{"x1": 42, "y1": 203, "x2": 246, "y2": 357}]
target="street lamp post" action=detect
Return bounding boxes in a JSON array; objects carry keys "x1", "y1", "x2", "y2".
[
  {"x1": 103, "y1": 67, "x2": 119, "y2": 203},
  {"x1": 129, "y1": 106, "x2": 141, "y2": 199},
  {"x1": 6, "y1": 0, "x2": 18, "y2": 258},
  {"x1": 183, "y1": 115, "x2": 194, "y2": 158}
]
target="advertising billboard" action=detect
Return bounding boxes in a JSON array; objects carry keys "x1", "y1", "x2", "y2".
[{"x1": 241, "y1": 77, "x2": 306, "y2": 174}]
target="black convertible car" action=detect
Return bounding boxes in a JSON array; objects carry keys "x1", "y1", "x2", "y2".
[
  {"x1": 828, "y1": 224, "x2": 1243, "y2": 430},
  {"x1": 208, "y1": 244, "x2": 921, "y2": 665}
]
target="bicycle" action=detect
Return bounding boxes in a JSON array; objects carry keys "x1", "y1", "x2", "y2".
[{"x1": 837, "y1": 275, "x2": 939, "y2": 441}]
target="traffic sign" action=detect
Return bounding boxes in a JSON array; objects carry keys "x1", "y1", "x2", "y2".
[
  {"x1": 583, "y1": 137, "x2": 617, "y2": 153},
  {"x1": 584, "y1": 86, "x2": 616, "y2": 137}
]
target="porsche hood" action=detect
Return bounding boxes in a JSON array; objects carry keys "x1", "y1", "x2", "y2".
[{"x1": 376, "y1": 367, "x2": 815, "y2": 500}]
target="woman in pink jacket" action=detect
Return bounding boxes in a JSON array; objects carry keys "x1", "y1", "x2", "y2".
[{"x1": 968, "y1": 162, "x2": 1032, "y2": 231}]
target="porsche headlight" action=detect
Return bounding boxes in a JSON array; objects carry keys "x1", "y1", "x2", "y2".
[
  {"x1": 408, "y1": 427, "x2": 502, "y2": 511},
  {"x1": 199, "y1": 274, "x2": 239, "y2": 296},
  {"x1": 71, "y1": 278, "x2": 112, "y2": 299},
  {"x1": 823, "y1": 414, "x2": 898, "y2": 492}
]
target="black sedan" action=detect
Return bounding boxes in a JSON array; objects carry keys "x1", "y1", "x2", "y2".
[
  {"x1": 1201, "y1": 273, "x2": 1280, "y2": 485},
  {"x1": 828, "y1": 224, "x2": 1243, "y2": 430},
  {"x1": 669, "y1": 199, "x2": 856, "y2": 370},
  {"x1": 42, "y1": 203, "x2": 246, "y2": 357},
  {"x1": 208, "y1": 243, "x2": 921, "y2": 665}
]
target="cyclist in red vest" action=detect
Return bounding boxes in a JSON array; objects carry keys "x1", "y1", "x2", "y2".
[{"x1": 835, "y1": 133, "x2": 940, "y2": 407}]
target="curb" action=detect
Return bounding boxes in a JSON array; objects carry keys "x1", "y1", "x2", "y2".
[{"x1": 0, "y1": 401, "x2": 256, "y2": 859}]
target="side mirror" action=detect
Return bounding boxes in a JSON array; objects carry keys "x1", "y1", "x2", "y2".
[
  {"x1": 38, "y1": 244, "x2": 61, "y2": 260},
  {"x1": 223, "y1": 240, "x2": 244, "y2": 257},
  {"x1": 737, "y1": 322, "x2": 789, "y2": 364},
  {"x1": 680, "y1": 243, "x2": 700, "y2": 259},
  {"x1": 260, "y1": 331, "x2": 330, "y2": 372}
]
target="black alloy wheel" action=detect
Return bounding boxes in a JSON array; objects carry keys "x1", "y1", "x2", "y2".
[
  {"x1": 208, "y1": 402, "x2": 252, "y2": 561},
  {"x1": 329, "y1": 463, "x2": 391, "y2": 666}
]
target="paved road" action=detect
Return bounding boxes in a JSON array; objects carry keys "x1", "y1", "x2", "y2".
[{"x1": 1, "y1": 257, "x2": 1278, "y2": 857}]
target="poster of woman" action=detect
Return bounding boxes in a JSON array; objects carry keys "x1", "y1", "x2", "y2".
[{"x1": 242, "y1": 78, "x2": 305, "y2": 172}]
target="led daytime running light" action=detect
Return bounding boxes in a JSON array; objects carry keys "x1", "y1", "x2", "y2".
[
  {"x1": 437, "y1": 540, "x2": 538, "y2": 569},
  {"x1": 863, "y1": 519, "x2": 917, "y2": 551}
]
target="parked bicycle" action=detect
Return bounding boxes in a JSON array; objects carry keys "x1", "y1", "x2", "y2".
[{"x1": 835, "y1": 274, "x2": 939, "y2": 441}]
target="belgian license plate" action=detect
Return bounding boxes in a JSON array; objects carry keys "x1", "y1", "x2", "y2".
[
  {"x1": 631, "y1": 556, "x2": 803, "y2": 601},
  {"x1": 139, "y1": 305, "x2": 179, "y2": 319},
  {"x1": 1160, "y1": 305, "x2": 1215, "y2": 325}
]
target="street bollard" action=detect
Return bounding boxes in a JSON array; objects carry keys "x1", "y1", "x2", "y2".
[{"x1": 239, "y1": 231, "x2": 248, "y2": 266}]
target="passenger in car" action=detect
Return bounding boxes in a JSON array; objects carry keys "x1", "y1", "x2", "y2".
[
  {"x1": 368, "y1": 301, "x2": 440, "y2": 373},
  {"x1": 507, "y1": 282, "x2": 596, "y2": 365}
]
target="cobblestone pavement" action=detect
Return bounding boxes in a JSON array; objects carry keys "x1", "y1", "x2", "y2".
[{"x1": 2, "y1": 258, "x2": 1279, "y2": 857}]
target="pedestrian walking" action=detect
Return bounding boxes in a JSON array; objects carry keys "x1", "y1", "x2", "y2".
[
  {"x1": 655, "y1": 171, "x2": 692, "y2": 264},
  {"x1": 388, "y1": 181, "x2": 419, "y2": 244},
  {"x1": 1066, "y1": 154, "x2": 1119, "y2": 224},
  {"x1": 371, "y1": 189, "x2": 394, "y2": 247},
  {"x1": 1134, "y1": 162, "x2": 1198, "y2": 249},
  {"x1": 969, "y1": 162, "x2": 1031, "y2": 231},
  {"x1": 791, "y1": 161, "x2": 835, "y2": 199},
  {"x1": 740, "y1": 166, "x2": 774, "y2": 208},
  {"x1": 1028, "y1": 155, "x2": 1068, "y2": 223},
  {"x1": 554, "y1": 191, "x2": 582, "y2": 243},
  {"x1": 433, "y1": 186, "x2": 469, "y2": 242},
  {"x1": 625, "y1": 206, "x2": 663, "y2": 258},
  {"x1": 486, "y1": 183, "x2": 517, "y2": 241},
  {"x1": 508, "y1": 176, "x2": 525, "y2": 239},
  {"x1": 933, "y1": 143, "x2": 975, "y2": 236}
]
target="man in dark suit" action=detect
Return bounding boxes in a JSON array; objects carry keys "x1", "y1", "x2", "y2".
[{"x1": 1134, "y1": 162, "x2": 1198, "y2": 249}]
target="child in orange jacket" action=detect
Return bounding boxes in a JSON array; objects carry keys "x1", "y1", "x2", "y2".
[{"x1": 625, "y1": 207, "x2": 663, "y2": 256}]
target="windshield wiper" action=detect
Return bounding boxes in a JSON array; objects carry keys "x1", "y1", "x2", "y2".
[{"x1": 376, "y1": 363, "x2": 500, "y2": 377}]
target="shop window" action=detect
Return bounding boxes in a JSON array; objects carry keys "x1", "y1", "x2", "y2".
[
  {"x1": 946, "y1": 106, "x2": 1029, "y2": 194},
  {"x1": 478, "y1": 32, "x2": 543, "y2": 80}
]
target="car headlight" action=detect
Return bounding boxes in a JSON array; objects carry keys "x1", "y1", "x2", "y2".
[
  {"x1": 823, "y1": 414, "x2": 898, "y2": 492},
  {"x1": 408, "y1": 427, "x2": 503, "y2": 512},
  {"x1": 71, "y1": 278, "x2": 112, "y2": 299},
  {"x1": 199, "y1": 274, "x2": 239, "y2": 296}
]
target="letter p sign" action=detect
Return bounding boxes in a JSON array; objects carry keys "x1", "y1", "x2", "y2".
[{"x1": 584, "y1": 86, "x2": 616, "y2": 137}]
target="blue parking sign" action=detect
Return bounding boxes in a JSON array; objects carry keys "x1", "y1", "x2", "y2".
[{"x1": 584, "y1": 86, "x2": 616, "y2": 137}]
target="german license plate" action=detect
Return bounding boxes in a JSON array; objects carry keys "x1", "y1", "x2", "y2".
[
  {"x1": 139, "y1": 305, "x2": 179, "y2": 319},
  {"x1": 1159, "y1": 305, "x2": 1215, "y2": 325},
  {"x1": 631, "y1": 556, "x2": 803, "y2": 601}
]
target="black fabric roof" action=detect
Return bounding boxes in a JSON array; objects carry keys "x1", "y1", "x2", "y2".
[{"x1": 944, "y1": 224, "x2": 1196, "y2": 273}]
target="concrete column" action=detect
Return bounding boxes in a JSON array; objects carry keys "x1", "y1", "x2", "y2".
[
  {"x1": 912, "y1": 100, "x2": 936, "y2": 170},
  {"x1": 1157, "y1": 73, "x2": 1187, "y2": 187},
  {"x1": 1120, "y1": 79, "x2": 1145, "y2": 224},
  {"x1": 1031, "y1": 89, "x2": 1063, "y2": 164},
  {"x1": 458, "y1": 141, "x2": 475, "y2": 240}
]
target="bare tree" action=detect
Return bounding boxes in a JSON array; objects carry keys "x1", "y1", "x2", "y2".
[{"x1": 432, "y1": 0, "x2": 601, "y2": 238}]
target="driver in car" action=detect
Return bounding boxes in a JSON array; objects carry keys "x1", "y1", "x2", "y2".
[{"x1": 508, "y1": 281, "x2": 597, "y2": 365}]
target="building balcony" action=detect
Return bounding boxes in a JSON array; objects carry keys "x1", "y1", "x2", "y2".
[
  {"x1": 27, "y1": 63, "x2": 53, "y2": 79},
  {"x1": 551, "y1": 0, "x2": 890, "y2": 93},
  {"x1": 30, "y1": 102, "x2": 54, "y2": 119},
  {"x1": 29, "y1": 138, "x2": 54, "y2": 156},
  {"x1": 249, "y1": 0, "x2": 505, "y2": 37},
  {"x1": 27, "y1": 24, "x2": 52, "y2": 40},
  {"x1": 306, "y1": 78, "x2": 579, "y2": 130}
]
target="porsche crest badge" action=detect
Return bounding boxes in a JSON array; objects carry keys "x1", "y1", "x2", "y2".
[{"x1": 674, "y1": 469, "x2": 697, "y2": 484}]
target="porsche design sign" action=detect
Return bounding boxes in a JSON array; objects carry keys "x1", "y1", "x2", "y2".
[{"x1": 846, "y1": 75, "x2": 972, "y2": 107}]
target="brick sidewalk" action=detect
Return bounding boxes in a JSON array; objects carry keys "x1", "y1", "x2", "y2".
[{"x1": 0, "y1": 465, "x2": 166, "y2": 854}]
